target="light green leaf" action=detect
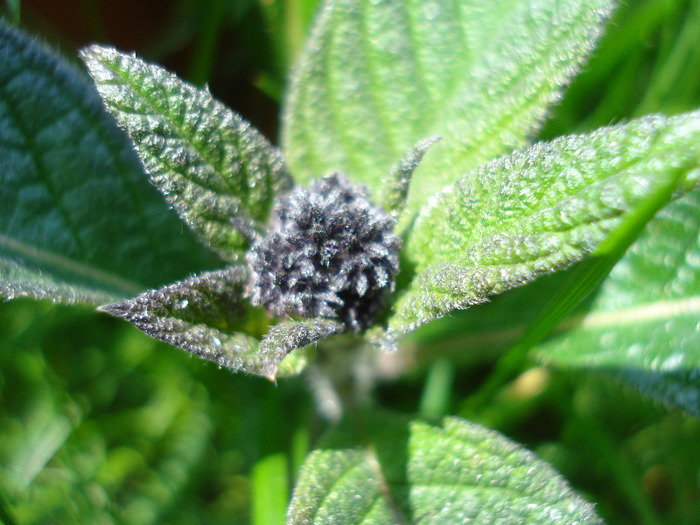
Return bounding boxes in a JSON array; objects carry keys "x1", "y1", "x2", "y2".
[
  {"x1": 81, "y1": 45, "x2": 293, "y2": 262},
  {"x1": 289, "y1": 412, "x2": 602, "y2": 524},
  {"x1": 380, "y1": 136, "x2": 441, "y2": 222},
  {"x1": 0, "y1": 21, "x2": 215, "y2": 304},
  {"x1": 390, "y1": 111, "x2": 700, "y2": 336},
  {"x1": 282, "y1": 0, "x2": 614, "y2": 209},
  {"x1": 535, "y1": 189, "x2": 700, "y2": 415}
]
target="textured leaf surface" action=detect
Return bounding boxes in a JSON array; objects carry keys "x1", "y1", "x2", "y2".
[
  {"x1": 289, "y1": 413, "x2": 602, "y2": 524},
  {"x1": 389, "y1": 112, "x2": 700, "y2": 336},
  {"x1": 380, "y1": 136, "x2": 441, "y2": 222},
  {"x1": 535, "y1": 189, "x2": 700, "y2": 415},
  {"x1": 259, "y1": 318, "x2": 345, "y2": 380},
  {"x1": 99, "y1": 266, "x2": 329, "y2": 379},
  {"x1": 0, "y1": 21, "x2": 214, "y2": 304},
  {"x1": 282, "y1": 0, "x2": 613, "y2": 209},
  {"x1": 82, "y1": 45, "x2": 293, "y2": 262}
]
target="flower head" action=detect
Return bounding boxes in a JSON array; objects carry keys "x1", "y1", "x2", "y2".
[{"x1": 246, "y1": 173, "x2": 401, "y2": 332}]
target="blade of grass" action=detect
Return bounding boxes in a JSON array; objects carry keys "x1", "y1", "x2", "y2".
[
  {"x1": 418, "y1": 357, "x2": 454, "y2": 418},
  {"x1": 4, "y1": 0, "x2": 20, "y2": 24},
  {"x1": 252, "y1": 453, "x2": 288, "y2": 525},
  {"x1": 187, "y1": 0, "x2": 226, "y2": 86}
]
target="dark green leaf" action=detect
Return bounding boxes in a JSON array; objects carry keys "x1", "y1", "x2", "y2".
[
  {"x1": 99, "y1": 266, "x2": 262, "y2": 374},
  {"x1": 390, "y1": 112, "x2": 700, "y2": 337},
  {"x1": 289, "y1": 412, "x2": 603, "y2": 524},
  {"x1": 0, "y1": 21, "x2": 215, "y2": 304},
  {"x1": 99, "y1": 266, "x2": 334, "y2": 379},
  {"x1": 81, "y1": 45, "x2": 293, "y2": 262},
  {"x1": 535, "y1": 190, "x2": 700, "y2": 415},
  {"x1": 282, "y1": 0, "x2": 614, "y2": 210}
]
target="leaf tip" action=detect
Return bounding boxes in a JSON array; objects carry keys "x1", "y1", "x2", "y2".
[
  {"x1": 78, "y1": 43, "x2": 108, "y2": 64},
  {"x1": 97, "y1": 301, "x2": 129, "y2": 319}
]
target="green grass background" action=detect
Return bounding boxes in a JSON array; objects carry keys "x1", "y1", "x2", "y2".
[{"x1": 1, "y1": 1, "x2": 699, "y2": 523}]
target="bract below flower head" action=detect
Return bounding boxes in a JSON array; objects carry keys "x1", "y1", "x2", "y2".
[{"x1": 246, "y1": 173, "x2": 401, "y2": 332}]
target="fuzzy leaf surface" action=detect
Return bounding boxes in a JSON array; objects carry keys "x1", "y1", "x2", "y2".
[
  {"x1": 380, "y1": 136, "x2": 441, "y2": 222},
  {"x1": 282, "y1": 0, "x2": 613, "y2": 209},
  {"x1": 258, "y1": 318, "x2": 345, "y2": 380},
  {"x1": 98, "y1": 266, "x2": 299, "y2": 378},
  {"x1": 0, "y1": 21, "x2": 214, "y2": 304},
  {"x1": 389, "y1": 112, "x2": 700, "y2": 336},
  {"x1": 535, "y1": 189, "x2": 700, "y2": 415},
  {"x1": 289, "y1": 413, "x2": 602, "y2": 524},
  {"x1": 81, "y1": 45, "x2": 293, "y2": 262}
]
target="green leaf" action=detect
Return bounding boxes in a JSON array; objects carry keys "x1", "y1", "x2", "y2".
[
  {"x1": 379, "y1": 136, "x2": 441, "y2": 222},
  {"x1": 289, "y1": 412, "x2": 602, "y2": 524},
  {"x1": 0, "y1": 21, "x2": 215, "y2": 304},
  {"x1": 81, "y1": 45, "x2": 294, "y2": 262},
  {"x1": 535, "y1": 189, "x2": 700, "y2": 415},
  {"x1": 259, "y1": 318, "x2": 344, "y2": 380},
  {"x1": 390, "y1": 111, "x2": 700, "y2": 337},
  {"x1": 98, "y1": 267, "x2": 339, "y2": 379},
  {"x1": 282, "y1": 0, "x2": 614, "y2": 209},
  {"x1": 99, "y1": 266, "x2": 263, "y2": 375}
]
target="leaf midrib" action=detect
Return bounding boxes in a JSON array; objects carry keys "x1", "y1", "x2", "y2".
[
  {"x1": 0, "y1": 232, "x2": 144, "y2": 297},
  {"x1": 8, "y1": 38, "x2": 173, "y2": 272},
  {"x1": 564, "y1": 295, "x2": 700, "y2": 330}
]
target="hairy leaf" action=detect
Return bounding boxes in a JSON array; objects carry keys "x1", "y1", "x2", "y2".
[
  {"x1": 289, "y1": 412, "x2": 602, "y2": 524},
  {"x1": 259, "y1": 318, "x2": 345, "y2": 380},
  {"x1": 0, "y1": 21, "x2": 214, "y2": 304},
  {"x1": 535, "y1": 189, "x2": 700, "y2": 415},
  {"x1": 81, "y1": 45, "x2": 293, "y2": 262},
  {"x1": 282, "y1": 0, "x2": 614, "y2": 210},
  {"x1": 380, "y1": 136, "x2": 441, "y2": 222},
  {"x1": 99, "y1": 266, "x2": 327, "y2": 379},
  {"x1": 390, "y1": 112, "x2": 700, "y2": 336}
]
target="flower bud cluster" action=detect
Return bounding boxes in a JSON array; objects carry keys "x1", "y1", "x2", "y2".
[{"x1": 246, "y1": 173, "x2": 401, "y2": 331}]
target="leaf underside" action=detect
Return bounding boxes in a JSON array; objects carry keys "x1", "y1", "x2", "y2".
[
  {"x1": 283, "y1": 0, "x2": 614, "y2": 212},
  {"x1": 259, "y1": 318, "x2": 345, "y2": 380},
  {"x1": 389, "y1": 111, "x2": 700, "y2": 337},
  {"x1": 289, "y1": 413, "x2": 603, "y2": 524},
  {"x1": 99, "y1": 267, "x2": 342, "y2": 379},
  {"x1": 535, "y1": 189, "x2": 700, "y2": 415},
  {"x1": 0, "y1": 21, "x2": 214, "y2": 304},
  {"x1": 99, "y1": 266, "x2": 258, "y2": 371},
  {"x1": 81, "y1": 45, "x2": 294, "y2": 262}
]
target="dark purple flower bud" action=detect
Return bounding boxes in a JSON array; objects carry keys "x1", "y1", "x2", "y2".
[{"x1": 246, "y1": 173, "x2": 401, "y2": 332}]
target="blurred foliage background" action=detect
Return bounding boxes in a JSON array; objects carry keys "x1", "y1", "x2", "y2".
[{"x1": 1, "y1": 0, "x2": 699, "y2": 524}]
